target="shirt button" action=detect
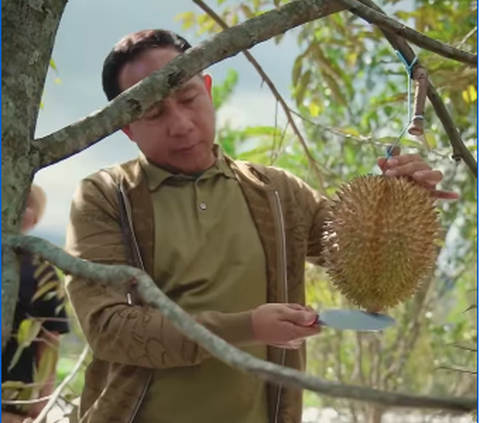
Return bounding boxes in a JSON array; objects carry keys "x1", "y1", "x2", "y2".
[{"x1": 199, "y1": 203, "x2": 207, "y2": 211}]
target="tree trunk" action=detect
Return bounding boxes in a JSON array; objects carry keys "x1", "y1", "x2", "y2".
[{"x1": 1, "y1": 0, "x2": 67, "y2": 348}]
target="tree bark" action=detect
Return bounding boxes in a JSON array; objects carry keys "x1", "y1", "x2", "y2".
[{"x1": 1, "y1": 0, "x2": 67, "y2": 348}]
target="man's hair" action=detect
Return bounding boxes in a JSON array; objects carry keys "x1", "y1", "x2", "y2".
[{"x1": 102, "y1": 29, "x2": 192, "y2": 101}]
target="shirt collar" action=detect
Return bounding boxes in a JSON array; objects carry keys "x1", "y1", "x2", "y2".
[{"x1": 139, "y1": 144, "x2": 235, "y2": 192}]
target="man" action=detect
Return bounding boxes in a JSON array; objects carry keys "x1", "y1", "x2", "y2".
[
  {"x1": 2, "y1": 185, "x2": 70, "y2": 422},
  {"x1": 65, "y1": 29, "x2": 458, "y2": 423}
]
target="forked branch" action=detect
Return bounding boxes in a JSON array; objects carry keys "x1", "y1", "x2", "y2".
[{"x1": 340, "y1": 0, "x2": 477, "y2": 67}]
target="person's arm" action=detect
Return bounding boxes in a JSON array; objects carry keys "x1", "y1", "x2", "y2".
[
  {"x1": 305, "y1": 188, "x2": 330, "y2": 267},
  {"x1": 269, "y1": 167, "x2": 330, "y2": 266},
  {"x1": 65, "y1": 176, "x2": 258, "y2": 370}
]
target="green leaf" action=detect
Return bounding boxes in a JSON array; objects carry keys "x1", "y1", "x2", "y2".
[
  {"x1": 308, "y1": 102, "x2": 321, "y2": 117},
  {"x1": 8, "y1": 347, "x2": 25, "y2": 372},
  {"x1": 1, "y1": 381, "x2": 27, "y2": 390},
  {"x1": 424, "y1": 131, "x2": 438, "y2": 148},
  {"x1": 31, "y1": 280, "x2": 60, "y2": 302},
  {"x1": 239, "y1": 4, "x2": 254, "y2": 18},
  {"x1": 242, "y1": 125, "x2": 282, "y2": 137},
  {"x1": 237, "y1": 144, "x2": 274, "y2": 163},
  {"x1": 174, "y1": 11, "x2": 196, "y2": 30},
  {"x1": 17, "y1": 318, "x2": 42, "y2": 347},
  {"x1": 294, "y1": 70, "x2": 311, "y2": 106},
  {"x1": 49, "y1": 58, "x2": 58, "y2": 71},
  {"x1": 9, "y1": 319, "x2": 42, "y2": 370},
  {"x1": 34, "y1": 346, "x2": 57, "y2": 384},
  {"x1": 462, "y1": 85, "x2": 477, "y2": 103},
  {"x1": 291, "y1": 55, "x2": 303, "y2": 87}
]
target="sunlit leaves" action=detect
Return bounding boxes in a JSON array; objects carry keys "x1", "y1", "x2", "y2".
[
  {"x1": 462, "y1": 85, "x2": 477, "y2": 104},
  {"x1": 8, "y1": 319, "x2": 42, "y2": 371},
  {"x1": 178, "y1": 0, "x2": 477, "y2": 411},
  {"x1": 35, "y1": 345, "x2": 57, "y2": 385}
]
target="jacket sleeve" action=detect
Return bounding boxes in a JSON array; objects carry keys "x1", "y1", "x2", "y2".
[
  {"x1": 65, "y1": 176, "x2": 256, "y2": 369},
  {"x1": 304, "y1": 185, "x2": 330, "y2": 267},
  {"x1": 278, "y1": 169, "x2": 330, "y2": 267}
]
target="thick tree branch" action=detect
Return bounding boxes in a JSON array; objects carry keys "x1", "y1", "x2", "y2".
[
  {"x1": 33, "y1": 0, "x2": 344, "y2": 169},
  {"x1": 3, "y1": 234, "x2": 477, "y2": 413},
  {"x1": 358, "y1": 0, "x2": 477, "y2": 178},
  {"x1": 340, "y1": 0, "x2": 477, "y2": 67},
  {"x1": 2, "y1": 246, "x2": 20, "y2": 348},
  {"x1": 192, "y1": 0, "x2": 330, "y2": 194}
]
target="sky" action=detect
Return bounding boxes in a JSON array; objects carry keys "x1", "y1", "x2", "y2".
[{"x1": 32, "y1": 0, "x2": 303, "y2": 244}]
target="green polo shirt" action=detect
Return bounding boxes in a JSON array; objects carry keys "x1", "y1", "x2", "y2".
[{"x1": 135, "y1": 148, "x2": 268, "y2": 423}]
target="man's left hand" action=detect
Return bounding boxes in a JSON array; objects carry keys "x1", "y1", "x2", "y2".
[{"x1": 377, "y1": 152, "x2": 460, "y2": 201}]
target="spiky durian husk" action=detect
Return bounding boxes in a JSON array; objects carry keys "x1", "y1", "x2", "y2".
[{"x1": 323, "y1": 175, "x2": 441, "y2": 312}]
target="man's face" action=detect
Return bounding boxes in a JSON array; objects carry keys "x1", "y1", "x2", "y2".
[{"x1": 119, "y1": 47, "x2": 216, "y2": 174}]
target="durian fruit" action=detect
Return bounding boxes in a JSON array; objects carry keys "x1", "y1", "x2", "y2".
[{"x1": 323, "y1": 175, "x2": 442, "y2": 313}]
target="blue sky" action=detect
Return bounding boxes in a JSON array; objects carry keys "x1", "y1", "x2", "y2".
[{"x1": 32, "y1": 0, "x2": 302, "y2": 244}]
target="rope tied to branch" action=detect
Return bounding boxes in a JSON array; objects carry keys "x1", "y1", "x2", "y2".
[{"x1": 386, "y1": 51, "x2": 427, "y2": 159}]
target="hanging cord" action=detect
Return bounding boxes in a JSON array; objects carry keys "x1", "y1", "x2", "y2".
[{"x1": 386, "y1": 51, "x2": 428, "y2": 159}]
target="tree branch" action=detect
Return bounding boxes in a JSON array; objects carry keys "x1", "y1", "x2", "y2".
[
  {"x1": 339, "y1": 0, "x2": 477, "y2": 67},
  {"x1": 33, "y1": 0, "x2": 345, "y2": 169},
  {"x1": 32, "y1": 344, "x2": 89, "y2": 423},
  {"x1": 192, "y1": 0, "x2": 331, "y2": 194},
  {"x1": 2, "y1": 395, "x2": 52, "y2": 406},
  {"x1": 3, "y1": 234, "x2": 477, "y2": 413},
  {"x1": 357, "y1": 0, "x2": 477, "y2": 178}
]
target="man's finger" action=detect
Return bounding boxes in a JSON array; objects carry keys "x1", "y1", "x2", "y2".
[
  {"x1": 430, "y1": 190, "x2": 461, "y2": 200},
  {"x1": 289, "y1": 322, "x2": 321, "y2": 339},
  {"x1": 411, "y1": 170, "x2": 443, "y2": 186},
  {"x1": 385, "y1": 153, "x2": 423, "y2": 166},
  {"x1": 284, "y1": 303, "x2": 307, "y2": 311},
  {"x1": 280, "y1": 307, "x2": 318, "y2": 326},
  {"x1": 384, "y1": 162, "x2": 431, "y2": 178}
]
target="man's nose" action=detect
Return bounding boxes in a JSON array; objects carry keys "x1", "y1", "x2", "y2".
[{"x1": 166, "y1": 106, "x2": 194, "y2": 137}]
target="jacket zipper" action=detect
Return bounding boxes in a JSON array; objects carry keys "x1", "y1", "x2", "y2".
[
  {"x1": 127, "y1": 373, "x2": 152, "y2": 423},
  {"x1": 117, "y1": 182, "x2": 153, "y2": 423},
  {"x1": 270, "y1": 190, "x2": 288, "y2": 423}
]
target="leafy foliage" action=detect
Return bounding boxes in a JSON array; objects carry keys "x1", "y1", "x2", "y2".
[
  {"x1": 178, "y1": 0, "x2": 477, "y2": 420},
  {"x1": 17, "y1": 2, "x2": 476, "y2": 421}
]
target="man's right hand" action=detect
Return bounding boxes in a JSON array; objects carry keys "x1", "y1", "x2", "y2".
[{"x1": 251, "y1": 303, "x2": 320, "y2": 349}]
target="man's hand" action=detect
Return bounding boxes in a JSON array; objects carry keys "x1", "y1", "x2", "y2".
[
  {"x1": 377, "y1": 148, "x2": 460, "y2": 201},
  {"x1": 251, "y1": 303, "x2": 320, "y2": 349}
]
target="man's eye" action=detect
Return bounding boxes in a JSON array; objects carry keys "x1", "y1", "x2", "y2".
[
  {"x1": 180, "y1": 95, "x2": 197, "y2": 104},
  {"x1": 144, "y1": 108, "x2": 162, "y2": 120}
]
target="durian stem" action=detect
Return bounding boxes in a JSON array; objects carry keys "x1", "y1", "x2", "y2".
[
  {"x1": 354, "y1": 0, "x2": 477, "y2": 177},
  {"x1": 407, "y1": 65, "x2": 428, "y2": 136}
]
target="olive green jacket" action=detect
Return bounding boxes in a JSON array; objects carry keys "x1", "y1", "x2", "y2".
[{"x1": 65, "y1": 155, "x2": 328, "y2": 423}]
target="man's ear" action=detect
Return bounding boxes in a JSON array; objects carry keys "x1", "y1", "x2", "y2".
[
  {"x1": 203, "y1": 74, "x2": 213, "y2": 99},
  {"x1": 122, "y1": 125, "x2": 134, "y2": 141}
]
